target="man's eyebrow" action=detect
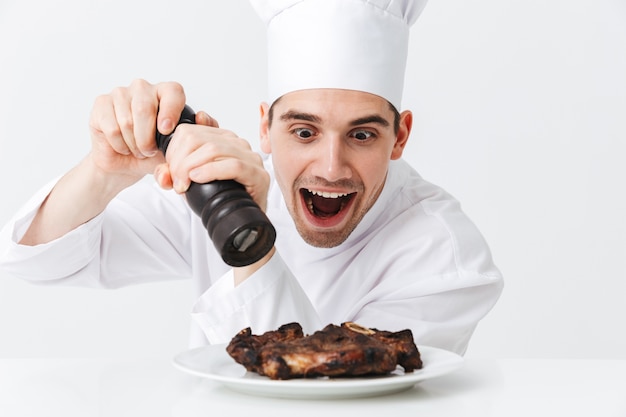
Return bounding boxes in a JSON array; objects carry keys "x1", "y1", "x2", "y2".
[
  {"x1": 278, "y1": 111, "x2": 390, "y2": 128},
  {"x1": 350, "y1": 115, "x2": 390, "y2": 128},
  {"x1": 279, "y1": 111, "x2": 322, "y2": 124}
]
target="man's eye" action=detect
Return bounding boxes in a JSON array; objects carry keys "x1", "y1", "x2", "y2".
[
  {"x1": 352, "y1": 130, "x2": 375, "y2": 141},
  {"x1": 293, "y1": 128, "x2": 315, "y2": 139}
]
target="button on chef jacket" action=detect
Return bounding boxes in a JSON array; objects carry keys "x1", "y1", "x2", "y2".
[{"x1": 0, "y1": 156, "x2": 503, "y2": 355}]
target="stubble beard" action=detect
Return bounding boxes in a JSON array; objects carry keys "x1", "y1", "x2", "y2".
[
  {"x1": 293, "y1": 207, "x2": 363, "y2": 248},
  {"x1": 288, "y1": 178, "x2": 381, "y2": 249}
]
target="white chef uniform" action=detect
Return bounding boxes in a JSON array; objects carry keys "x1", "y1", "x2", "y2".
[
  {"x1": 0, "y1": 155, "x2": 502, "y2": 354},
  {"x1": 0, "y1": 0, "x2": 503, "y2": 355}
]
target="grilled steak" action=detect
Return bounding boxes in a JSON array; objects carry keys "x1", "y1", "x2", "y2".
[{"x1": 226, "y1": 322, "x2": 422, "y2": 380}]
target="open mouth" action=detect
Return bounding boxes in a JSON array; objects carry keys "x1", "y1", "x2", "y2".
[{"x1": 301, "y1": 188, "x2": 356, "y2": 219}]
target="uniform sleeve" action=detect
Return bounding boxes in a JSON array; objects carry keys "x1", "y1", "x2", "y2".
[
  {"x1": 190, "y1": 251, "x2": 323, "y2": 344},
  {"x1": 0, "y1": 177, "x2": 194, "y2": 288},
  {"x1": 349, "y1": 270, "x2": 503, "y2": 355}
]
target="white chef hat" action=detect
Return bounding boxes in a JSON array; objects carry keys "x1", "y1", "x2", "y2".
[{"x1": 249, "y1": 0, "x2": 428, "y2": 110}]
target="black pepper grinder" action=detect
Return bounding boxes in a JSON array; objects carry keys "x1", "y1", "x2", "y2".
[{"x1": 155, "y1": 105, "x2": 276, "y2": 267}]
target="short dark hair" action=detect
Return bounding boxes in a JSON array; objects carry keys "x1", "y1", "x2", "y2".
[{"x1": 268, "y1": 96, "x2": 401, "y2": 134}]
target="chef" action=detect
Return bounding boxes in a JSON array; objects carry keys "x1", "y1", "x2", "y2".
[{"x1": 0, "y1": 0, "x2": 503, "y2": 355}]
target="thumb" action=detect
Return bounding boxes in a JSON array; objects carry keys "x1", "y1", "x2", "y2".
[
  {"x1": 153, "y1": 163, "x2": 173, "y2": 190},
  {"x1": 195, "y1": 111, "x2": 220, "y2": 128}
]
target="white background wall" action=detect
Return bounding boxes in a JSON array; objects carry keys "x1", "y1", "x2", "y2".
[{"x1": 1, "y1": 0, "x2": 624, "y2": 359}]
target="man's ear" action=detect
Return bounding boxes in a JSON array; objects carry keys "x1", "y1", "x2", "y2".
[
  {"x1": 259, "y1": 102, "x2": 271, "y2": 154},
  {"x1": 391, "y1": 110, "x2": 412, "y2": 160}
]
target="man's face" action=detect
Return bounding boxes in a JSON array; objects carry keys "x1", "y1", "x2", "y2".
[{"x1": 260, "y1": 89, "x2": 411, "y2": 248}]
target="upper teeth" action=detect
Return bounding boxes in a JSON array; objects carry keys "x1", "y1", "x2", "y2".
[{"x1": 308, "y1": 189, "x2": 348, "y2": 199}]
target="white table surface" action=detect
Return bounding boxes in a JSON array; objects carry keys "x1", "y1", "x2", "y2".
[{"x1": 1, "y1": 355, "x2": 625, "y2": 416}]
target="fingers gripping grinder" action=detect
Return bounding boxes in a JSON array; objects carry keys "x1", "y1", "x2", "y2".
[{"x1": 155, "y1": 105, "x2": 276, "y2": 267}]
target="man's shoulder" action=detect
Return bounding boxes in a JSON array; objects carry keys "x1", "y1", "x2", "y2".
[{"x1": 387, "y1": 159, "x2": 454, "y2": 208}]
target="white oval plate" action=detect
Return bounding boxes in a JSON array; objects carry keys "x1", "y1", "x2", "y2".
[{"x1": 172, "y1": 344, "x2": 463, "y2": 399}]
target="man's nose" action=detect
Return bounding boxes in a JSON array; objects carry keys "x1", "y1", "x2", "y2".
[{"x1": 311, "y1": 135, "x2": 352, "y2": 182}]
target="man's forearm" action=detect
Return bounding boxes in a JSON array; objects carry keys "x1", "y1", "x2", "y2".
[
  {"x1": 233, "y1": 246, "x2": 276, "y2": 286},
  {"x1": 19, "y1": 155, "x2": 140, "y2": 246}
]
